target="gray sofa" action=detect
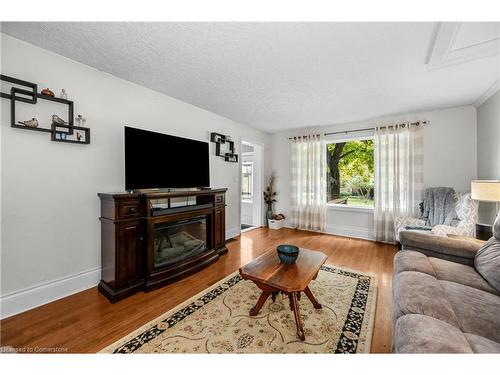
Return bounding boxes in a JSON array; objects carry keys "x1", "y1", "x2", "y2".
[{"x1": 393, "y1": 215, "x2": 500, "y2": 353}]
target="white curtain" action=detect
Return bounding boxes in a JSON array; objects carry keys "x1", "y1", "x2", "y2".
[
  {"x1": 290, "y1": 134, "x2": 327, "y2": 232},
  {"x1": 374, "y1": 124, "x2": 424, "y2": 242}
]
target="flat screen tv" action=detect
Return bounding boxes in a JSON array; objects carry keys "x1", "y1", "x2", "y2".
[{"x1": 125, "y1": 126, "x2": 210, "y2": 190}]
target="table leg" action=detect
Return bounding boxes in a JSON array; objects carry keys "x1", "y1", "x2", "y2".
[
  {"x1": 271, "y1": 291, "x2": 279, "y2": 302},
  {"x1": 250, "y1": 291, "x2": 271, "y2": 316},
  {"x1": 304, "y1": 286, "x2": 322, "y2": 309},
  {"x1": 289, "y1": 292, "x2": 305, "y2": 341}
]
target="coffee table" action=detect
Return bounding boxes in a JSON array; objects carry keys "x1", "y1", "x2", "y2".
[{"x1": 239, "y1": 248, "x2": 327, "y2": 341}]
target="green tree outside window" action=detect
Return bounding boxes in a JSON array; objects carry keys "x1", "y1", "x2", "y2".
[{"x1": 326, "y1": 139, "x2": 374, "y2": 207}]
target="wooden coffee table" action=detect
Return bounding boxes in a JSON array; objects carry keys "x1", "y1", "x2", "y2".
[{"x1": 239, "y1": 248, "x2": 327, "y2": 341}]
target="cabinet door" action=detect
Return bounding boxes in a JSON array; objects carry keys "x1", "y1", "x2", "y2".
[
  {"x1": 116, "y1": 219, "x2": 144, "y2": 288},
  {"x1": 214, "y1": 208, "x2": 225, "y2": 250}
]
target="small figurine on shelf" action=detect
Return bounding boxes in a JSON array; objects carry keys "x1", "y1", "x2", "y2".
[
  {"x1": 59, "y1": 89, "x2": 68, "y2": 100},
  {"x1": 52, "y1": 114, "x2": 67, "y2": 125},
  {"x1": 76, "y1": 132, "x2": 82, "y2": 142},
  {"x1": 75, "y1": 114, "x2": 87, "y2": 127},
  {"x1": 41, "y1": 88, "x2": 55, "y2": 97},
  {"x1": 18, "y1": 118, "x2": 39, "y2": 128}
]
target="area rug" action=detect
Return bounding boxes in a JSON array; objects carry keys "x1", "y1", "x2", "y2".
[{"x1": 101, "y1": 264, "x2": 377, "y2": 354}]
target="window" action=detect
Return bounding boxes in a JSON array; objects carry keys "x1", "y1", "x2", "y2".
[
  {"x1": 326, "y1": 139, "x2": 374, "y2": 207},
  {"x1": 241, "y1": 161, "x2": 253, "y2": 201}
]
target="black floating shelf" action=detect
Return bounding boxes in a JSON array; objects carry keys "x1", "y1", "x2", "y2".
[
  {"x1": 53, "y1": 139, "x2": 88, "y2": 145},
  {"x1": 11, "y1": 124, "x2": 53, "y2": 133},
  {"x1": 224, "y1": 153, "x2": 238, "y2": 163},
  {"x1": 210, "y1": 132, "x2": 237, "y2": 163},
  {"x1": 1, "y1": 75, "x2": 37, "y2": 104},
  {"x1": 51, "y1": 124, "x2": 90, "y2": 144},
  {"x1": 36, "y1": 93, "x2": 73, "y2": 105},
  {"x1": 1, "y1": 74, "x2": 89, "y2": 145}
]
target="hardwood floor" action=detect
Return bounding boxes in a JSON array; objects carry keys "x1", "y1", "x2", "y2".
[{"x1": 0, "y1": 228, "x2": 397, "y2": 353}]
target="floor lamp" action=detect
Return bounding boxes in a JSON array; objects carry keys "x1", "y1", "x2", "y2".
[{"x1": 471, "y1": 180, "x2": 500, "y2": 225}]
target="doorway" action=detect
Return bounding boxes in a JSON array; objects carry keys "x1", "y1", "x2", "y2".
[{"x1": 240, "y1": 140, "x2": 263, "y2": 232}]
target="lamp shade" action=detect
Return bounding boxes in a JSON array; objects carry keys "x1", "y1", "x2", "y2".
[{"x1": 471, "y1": 180, "x2": 500, "y2": 202}]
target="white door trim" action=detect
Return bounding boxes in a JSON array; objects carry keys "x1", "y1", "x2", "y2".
[{"x1": 240, "y1": 139, "x2": 265, "y2": 229}]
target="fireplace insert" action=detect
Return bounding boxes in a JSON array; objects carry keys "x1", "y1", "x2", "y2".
[{"x1": 153, "y1": 216, "x2": 208, "y2": 268}]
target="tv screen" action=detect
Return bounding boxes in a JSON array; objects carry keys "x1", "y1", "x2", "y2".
[{"x1": 125, "y1": 126, "x2": 210, "y2": 190}]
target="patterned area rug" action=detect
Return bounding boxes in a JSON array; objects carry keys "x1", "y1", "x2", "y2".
[{"x1": 101, "y1": 265, "x2": 377, "y2": 353}]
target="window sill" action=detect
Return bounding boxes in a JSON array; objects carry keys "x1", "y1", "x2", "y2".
[
  {"x1": 326, "y1": 204, "x2": 374, "y2": 213},
  {"x1": 242, "y1": 200, "x2": 254, "y2": 204}
]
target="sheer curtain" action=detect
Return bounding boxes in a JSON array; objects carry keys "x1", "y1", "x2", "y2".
[
  {"x1": 290, "y1": 134, "x2": 327, "y2": 232},
  {"x1": 374, "y1": 124, "x2": 424, "y2": 243}
]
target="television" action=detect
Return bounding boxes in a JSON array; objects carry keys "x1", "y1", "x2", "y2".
[{"x1": 125, "y1": 126, "x2": 210, "y2": 190}]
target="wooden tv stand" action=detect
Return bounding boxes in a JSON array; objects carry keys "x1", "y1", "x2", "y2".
[{"x1": 97, "y1": 188, "x2": 228, "y2": 302}]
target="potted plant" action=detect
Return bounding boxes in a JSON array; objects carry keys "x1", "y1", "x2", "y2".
[
  {"x1": 263, "y1": 172, "x2": 277, "y2": 223},
  {"x1": 264, "y1": 172, "x2": 285, "y2": 229}
]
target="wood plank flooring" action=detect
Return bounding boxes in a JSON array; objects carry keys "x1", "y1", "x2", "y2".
[{"x1": 0, "y1": 228, "x2": 397, "y2": 353}]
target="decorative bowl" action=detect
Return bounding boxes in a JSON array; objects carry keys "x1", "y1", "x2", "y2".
[
  {"x1": 277, "y1": 244, "x2": 299, "y2": 265},
  {"x1": 41, "y1": 88, "x2": 55, "y2": 97}
]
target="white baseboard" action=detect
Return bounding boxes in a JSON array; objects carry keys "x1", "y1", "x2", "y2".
[
  {"x1": 0, "y1": 267, "x2": 101, "y2": 319},
  {"x1": 226, "y1": 226, "x2": 241, "y2": 240},
  {"x1": 325, "y1": 224, "x2": 374, "y2": 241}
]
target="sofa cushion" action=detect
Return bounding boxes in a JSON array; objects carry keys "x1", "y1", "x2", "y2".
[
  {"x1": 394, "y1": 314, "x2": 473, "y2": 353},
  {"x1": 464, "y1": 334, "x2": 500, "y2": 353},
  {"x1": 440, "y1": 281, "x2": 500, "y2": 343},
  {"x1": 428, "y1": 257, "x2": 498, "y2": 295},
  {"x1": 392, "y1": 271, "x2": 459, "y2": 327},
  {"x1": 394, "y1": 250, "x2": 436, "y2": 277},
  {"x1": 474, "y1": 236, "x2": 500, "y2": 293}
]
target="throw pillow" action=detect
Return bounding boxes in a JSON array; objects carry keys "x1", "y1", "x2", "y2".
[
  {"x1": 475, "y1": 236, "x2": 500, "y2": 292},
  {"x1": 494, "y1": 212, "x2": 500, "y2": 240}
]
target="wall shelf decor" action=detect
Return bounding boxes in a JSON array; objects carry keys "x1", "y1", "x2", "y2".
[
  {"x1": 51, "y1": 123, "x2": 90, "y2": 144},
  {"x1": 1, "y1": 74, "x2": 90, "y2": 144},
  {"x1": 210, "y1": 132, "x2": 238, "y2": 163}
]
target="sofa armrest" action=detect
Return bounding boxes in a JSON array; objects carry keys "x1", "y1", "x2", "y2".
[{"x1": 399, "y1": 231, "x2": 484, "y2": 265}]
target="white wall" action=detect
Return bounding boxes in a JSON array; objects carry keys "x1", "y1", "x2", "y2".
[
  {"x1": 476, "y1": 89, "x2": 500, "y2": 223},
  {"x1": 271, "y1": 106, "x2": 478, "y2": 240},
  {"x1": 0, "y1": 34, "x2": 271, "y2": 317}
]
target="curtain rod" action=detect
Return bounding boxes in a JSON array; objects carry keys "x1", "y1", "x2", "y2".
[{"x1": 288, "y1": 120, "x2": 429, "y2": 140}]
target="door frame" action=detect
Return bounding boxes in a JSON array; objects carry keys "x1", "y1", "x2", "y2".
[{"x1": 239, "y1": 138, "x2": 265, "y2": 232}]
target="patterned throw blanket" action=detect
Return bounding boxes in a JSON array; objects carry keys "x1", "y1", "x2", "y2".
[{"x1": 421, "y1": 187, "x2": 456, "y2": 226}]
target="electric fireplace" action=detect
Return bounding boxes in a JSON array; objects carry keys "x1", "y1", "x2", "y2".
[{"x1": 154, "y1": 216, "x2": 208, "y2": 268}]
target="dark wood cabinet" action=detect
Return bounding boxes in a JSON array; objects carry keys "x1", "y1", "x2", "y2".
[
  {"x1": 116, "y1": 220, "x2": 144, "y2": 287},
  {"x1": 214, "y1": 208, "x2": 227, "y2": 253},
  {"x1": 99, "y1": 204, "x2": 145, "y2": 302},
  {"x1": 98, "y1": 188, "x2": 228, "y2": 302}
]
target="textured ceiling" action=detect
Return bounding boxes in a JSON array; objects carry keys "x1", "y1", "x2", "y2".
[{"x1": 1, "y1": 22, "x2": 499, "y2": 133}]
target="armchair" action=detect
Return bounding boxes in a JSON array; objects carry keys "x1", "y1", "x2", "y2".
[{"x1": 394, "y1": 192, "x2": 478, "y2": 243}]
